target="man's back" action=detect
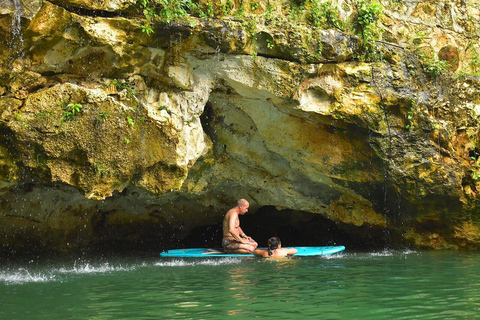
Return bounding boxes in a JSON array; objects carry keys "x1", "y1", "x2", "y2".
[{"x1": 222, "y1": 209, "x2": 238, "y2": 238}]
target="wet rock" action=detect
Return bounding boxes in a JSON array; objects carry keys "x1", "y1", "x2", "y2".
[{"x1": 1, "y1": 0, "x2": 480, "y2": 253}]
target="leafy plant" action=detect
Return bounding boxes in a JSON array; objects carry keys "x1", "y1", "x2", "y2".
[
  {"x1": 94, "y1": 162, "x2": 109, "y2": 176},
  {"x1": 266, "y1": 39, "x2": 274, "y2": 50},
  {"x1": 127, "y1": 116, "x2": 135, "y2": 127},
  {"x1": 472, "y1": 163, "x2": 480, "y2": 180},
  {"x1": 97, "y1": 111, "x2": 108, "y2": 122},
  {"x1": 141, "y1": 23, "x2": 154, "y2": 36},
  {"x1": 470, "y1": 147, "x2": 480, "y2": 162},
  {"x1": 309, "y1": 1, "x2": 342, "y2": 30},
  {"x1": 419, "y1": 54, "x2": 449, "y2": 78},
  {"x1": 159, "y1": 0, "x2": 190, "y2": 22},
  {"x1": 469, "y1": 42, "x2": 479, "y2": 73},
  {"x1": 243, "y1": 18, "x2": 257, "y2": 36},
  {"x1": 468, "y1": 147, "x2": 480, "y2": 180},
  {"x1": 353, "y1": 0, "x2": 383, "y2": 61},
  {"x1": 405, "y1": 98, "x2": 415, "y2": 130},
  {"x1": 201, "y1": 2, "x2": 214, "y2": 18},
  {"x1": 62, "y1": 103, "x2": 83, "y2": 122},
  {"x1": 265, "y1": 4, "x2": 273, "y2": 20},
  {"x1": 112, "y1": 79, "x2": 141, "y2": 106},
  {"x1": 219, "y1": 0, "x2": 234, "y2": 16},
  {"x1": 235, "y1": 6, "x2": 245, "y2": 19},
  {"x1": 414, "y1": 31, "x2": 426, "y2": 44},
  {"x1": 137, "y1": 0, "x2": 194, "y2": 36},
  {"x1": 286, "y1": 4, "x2": 302, "y2": 22},
  {"x1": 124, "y1": 138, "x2": 131, "y2": 144}
]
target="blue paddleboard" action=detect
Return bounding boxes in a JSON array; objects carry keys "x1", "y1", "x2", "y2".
[{"x1": 160, "y1": 246, "x2": 345, "y2": 257}]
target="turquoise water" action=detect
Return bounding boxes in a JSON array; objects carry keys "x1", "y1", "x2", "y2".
[{"x1": 1, "y1": 250, "x2": 480, "y2": 319}]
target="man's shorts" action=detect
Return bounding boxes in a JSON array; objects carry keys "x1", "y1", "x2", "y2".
[{"x1": 222, "y1": 238, "x2": 240, "y2": 253}]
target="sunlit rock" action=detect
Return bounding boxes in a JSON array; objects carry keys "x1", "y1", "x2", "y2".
[
  {"x1": 1, "y1": 0, "x2": 480, "y2": 253},
  {"x1": 49, "y1": 0, "x2": 136, "y2": 11}
]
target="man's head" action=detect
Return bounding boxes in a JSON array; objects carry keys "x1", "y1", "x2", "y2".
[{"x1": 237, "y1": 199, "x2": 249, "y2": 214}]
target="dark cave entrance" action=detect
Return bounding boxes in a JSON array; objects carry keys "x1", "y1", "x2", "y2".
[{"x1": 180, "y1": 206, "x2": 395, "y2": 251}]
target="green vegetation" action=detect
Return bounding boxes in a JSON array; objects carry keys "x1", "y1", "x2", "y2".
[
  {"x1": 405, "y1": 98, "x2": 415, "y2": 130},
  {"x1": 37, "y1": 109, "x2": 54, "y2": 117},
  {"x1": 133, "y1": 0, "x2": 449, "y2": 82},
  {"x1": 472, "y1": 163, "x2": 480, "y2": 180},
  {"x1": 470, "y1": 147, "x2": 479, "y2": 162},
  {"x1": 94, "y1": 162, "x2": 109, "y2": 176},
  {"x1": 137, "y1": 0, "x2": 199, "y2": 36},
  {"x1": 266, "y1": 38, "x2": 274, "y2": 50},
  {"x1": 468, "y1": 147, "x2": 480, "y2": 180},
  {"x1": 220, "y1": 0, "x2": 234, "y2": 16},
  {"x1": 308, "y1": 0, "x2": 342, "y2": 30},
  {"x1": 62, "y1": 102, "x2": 83, "y2": 122},
  {"x1": 158, "y1": 105, "x2": 171, "y2": 114},
  {"x1": 264, "y1": 4, "x2": 273, "y2": 20},
  {"x1": 112, "y1": 79, "x2": 142, "y2": 108},
  {"x1": 286, "y1": 3, "x2": 302, "y2": 22},
  {"x1": 469, "y1": 42, "x2": 479, "y2": 73},
  {"x1": 186, "y1": 116, "x2": 196, "y2": 125},
  {"x1": 419, "y1": 53, "x2": 449, "y2": 79},
  {"x1": 235, "y1": 6, "x2": 245, "y2": 19},
  {"x1": 127, "y1": 116, "x2": 135, "y2": 127},
  {"x1": 95, "y1": 111, "x2": 109, "y2": 123},
  {"x1": 139, "y1": 0, "x2": 189, "y2": 24},
  {"x1": 353, "y1": 0, "x2": 383, "y2": 61},
  {"x1": 141, "y1": 23, "x2": 154, "y2": 36},
  {"x1": 98, "y1": 111, "x2": 108, "y2": 120}
]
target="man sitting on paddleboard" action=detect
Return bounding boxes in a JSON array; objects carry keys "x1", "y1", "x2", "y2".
[
  {"x1": 253, "y1": 237, "x2": 298, "y2": 258},
  {"x1": 222, "y1": 199, "x2": 258, "y2": 254}
]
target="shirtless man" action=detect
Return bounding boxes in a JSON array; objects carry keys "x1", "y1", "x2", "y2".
[
  {"x1": 222, "y1": 199, "x2": 258, "y2": 254},
  {"x1": 253, "y1": 237, "x2": 297, "y2": 258}
]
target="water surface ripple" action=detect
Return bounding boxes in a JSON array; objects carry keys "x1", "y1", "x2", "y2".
[{"x1": 1, "y1": 251, "x2": 479, "y2": 319}]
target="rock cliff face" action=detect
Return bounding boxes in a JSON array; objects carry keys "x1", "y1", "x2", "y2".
[{"x1": 1, "y1": 0, "x2": 480, "y2": 254}]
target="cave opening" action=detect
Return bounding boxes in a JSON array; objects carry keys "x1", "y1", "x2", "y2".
[{"x1": 180, "y1": 206, "x2": 394, "y2": 251}]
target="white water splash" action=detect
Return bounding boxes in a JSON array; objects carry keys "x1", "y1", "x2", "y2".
[
  {"x1": 369, "y1": 250, "x2": 395, "y2": 257},
  {"x1": 0, "y1": 268, "x2": 55, "y2": 285},
  {"x1": 0, "y1": 261, "x2": 142, "y2": 285},
  {"x1": 57, "y1": 262, "x2": 135, "y2": 274},
  {"x1": 322, "y1": 253, "x2": 346, "y2": 260},
  {"x1": 154, "y1": 258, "x2": 242, "y2": 267}
]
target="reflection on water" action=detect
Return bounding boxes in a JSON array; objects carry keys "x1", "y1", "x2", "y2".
[{"x1": 1, "y1": 251, "x2": 480, "y2": 318}]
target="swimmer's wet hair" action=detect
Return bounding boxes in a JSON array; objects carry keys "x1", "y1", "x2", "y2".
[{"x1": 267, "y1": 237, "x2": 281, "y2": 257}]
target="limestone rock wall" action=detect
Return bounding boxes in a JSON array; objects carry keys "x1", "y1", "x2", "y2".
[{"x1": 1, "y1": 0, "x2": 480, "y2": 253}]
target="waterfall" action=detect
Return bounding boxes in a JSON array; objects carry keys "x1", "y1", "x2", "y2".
[
  {"x1": 12, "y1": 0, "x2": 22, "y2": 34},
  {"x1": 9, "y1": 0, "x2": 24, "y2": 56}
]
